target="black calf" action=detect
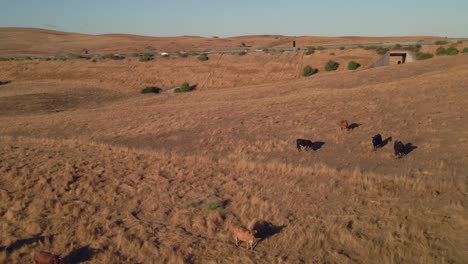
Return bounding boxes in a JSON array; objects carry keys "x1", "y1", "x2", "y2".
[{"x1": 296, "y1": 139, "x2": 313, "y2": 152}]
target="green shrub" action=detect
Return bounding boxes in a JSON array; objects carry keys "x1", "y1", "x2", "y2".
[
  {"x1": 175, "y1": 82, "x2": 192, "y2": 93},
  {"x1": 305, "y1": 46, "x2": 316, "y2": 55},
  {"x1": 101, "y1": 54, "x2": 125, "y2": 60},
  {"x1": 435, "y1": 40, "x2": 448, "y2": 45},
  {"x1": 198, "y1": 54, "x2": 209, "y2": 61},
  {"x1": 348, "y1": 61, "x2": 361, "y2": 70},
  {"x1": 364, "y1": 46, "x2": 377, "y2": 50},
  {"x1": 302, "y1": 65, "x2": 318, "y2": 77},
  {"x1": 435, "y1": 47, "x2": 458, "y2": 56},
  {"x1": 445, "y1": 47, "x2": 459, "y2": 55},
  {"x1": 317, "y1": 46, "x2": 325, "y2": 50},
  {"x1": 325, "y1": 60, "x2": 339, "y2": 71},
  {"x1": 392, "y1": 44, "x2": 402, "y2": 50},
  {"x1": 415, "y1": 52, "x2": 434, "y2": 60},
  {"x1": 463, "y1": 47, "x2": 468, "y2": 53},
  {"x1": 141, "y1": 87, "x2": 161, "y2": 94},
  {"x1": 376, "y1": 47, "x2": 389, "y2": 55}
]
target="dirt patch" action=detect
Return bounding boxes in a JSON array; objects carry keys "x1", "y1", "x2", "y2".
[{"x1": 0, "y1": 89, "x2": 122, "y2": 116}]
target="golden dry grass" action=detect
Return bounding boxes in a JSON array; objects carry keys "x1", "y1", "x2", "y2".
[{"x1": 0, "y1": 40, "x2": 467, "y2": 263}]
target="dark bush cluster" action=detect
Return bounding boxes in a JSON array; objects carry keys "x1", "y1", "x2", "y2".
[
  {"x1": 347, "y1": 61, "x2": 361, "y2": 70},
  {"x1": 435, "y1": 40, "x2": 448, "y2": 45},
  {"x1": 415, "y1": 52, "x2": 434, "y2": 60},
  {"x1": 325, "y1": 60, "x2": 339, "y2": 71},
  {"x1": 436, "y1": 47, "x2": 459, "y2": 56},
  {"x1": 302, "y1": 65, "x2": 318, "y2": 77},
  {"x1": 198, "y1": 54, "x2": 209, "y2": 61},
  {"x1": 317, "y1": 46, "x2": 325, "y2": 50},
  {"x1": 463, "y1": 47, "x2": 468, "y2": 53},
  {"x1": 141, "y1": 87, "x2": 162, "y2": 94}
]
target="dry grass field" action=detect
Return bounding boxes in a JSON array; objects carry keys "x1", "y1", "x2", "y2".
[{"x1": 0, "y1": 29, "x2": 467, "y2": 263}]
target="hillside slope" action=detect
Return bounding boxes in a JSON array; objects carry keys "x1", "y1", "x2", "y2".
[{"x1": 0, "y1": 55, "x2": 467, "y2": 263}]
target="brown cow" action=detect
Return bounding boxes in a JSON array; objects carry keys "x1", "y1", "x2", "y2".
[
  {"x1": 233, "y1": 226, "x2": 257, "y2": 250},
  {"x1": 34, "y1": 251, "x2": 60, "y2": 264},
  {"x1": 338, "y1": 120, "x2": 349, "y2": 130}
]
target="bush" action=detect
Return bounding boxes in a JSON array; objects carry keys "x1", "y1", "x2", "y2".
[
  {"x1": 340, "y1": 46, "x2": 345, "y2": 50},
  {"x1": 436, "y1": 47, "x2": 458, "y2": 56},
  {"x1": 435, "y1": 40, "x2": 448, "y2": 45},
  {"x1": 329, "y1": 52, "x2": 335, "y2": 56},
  {"x1": 101, "y1": 54, "x2": 125, "y2": 60},
  {"x1": 0, "y1": 80, "x2": 11, "y2": 85},
  {"x1": 198, "y1": 54, "x2": 209, "y2": 61},
  {"x1": 141, "y1": 87, "x2": 161, "y2": 94},
  {"x1": 305, "y1": 46, "x2": 316, "y2": 55},
  {"x1": 317, "y1": 46, "x2": 325, "y2": 50},
  {"x1": 446, "y1": 47, "x2": 459, "y2": 55},
  {"x1": 457, "y1": 40, "x2": 463, "y2": 44},
  {"x1": 175, "y1": 82, "x2": 192, "y2": 93},
  {"x1": 238, "y1": 51, "x2": 247, "y2": 56},
  {"x1": 325, "y1": 60, "x2": 339, "y2": 71},
  {"x1": 463, "y1": 47, "x2": 468, "y2": 53},
  {"x1": 302, "y1": 65, "x2": 318, "y2": 77},
  {"x1": 415, "y1": 52, "x2": 434, "y2": 60},
  {"x1": 348, "y1": 61, "x2": 361, "y2": 70},
  {"x1": 392, "y1": 44, "x2": 402, "y2": 50},
  {"x1": 376, "y1": 47, "x2": 389, "y2": 55}
]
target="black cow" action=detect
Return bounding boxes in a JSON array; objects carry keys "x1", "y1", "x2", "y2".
[
  {"x1": 372, "y1": 134, "x2": 383, "y2": 150},
  {"x1": 394, "y1": 141, "x2": 405, "y2": 158}
]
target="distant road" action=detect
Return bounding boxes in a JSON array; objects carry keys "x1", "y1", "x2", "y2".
[{"x1": 1, "y1": 39, "x2": 464, "y2": 60}]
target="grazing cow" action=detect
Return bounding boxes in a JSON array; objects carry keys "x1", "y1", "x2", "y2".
[
  {"x1": 338, "y1": 120, "x2": 349, "y2": 130},
  {"x1": 394, "y1": 141, "x2": 405, "y2": 158},
  {"x1": 34, "y1": 251, "x2": 60, "y2": 264},
  {"x1": 372, "y1": 134, "x2": 383, "y2": 150},
  {"x1": 296, "y1": 139, "x2": 313, "y2": 151},
  {"x1": 233, "y1": 226, "x2": 257, "y2": 250}
]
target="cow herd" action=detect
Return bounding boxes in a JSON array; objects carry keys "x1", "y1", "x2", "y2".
[{"x1": 297, "y1": 119, "x2": 415, "y2": 159}]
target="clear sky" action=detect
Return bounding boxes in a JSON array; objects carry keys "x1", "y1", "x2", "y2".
[{"x1": 1, "y1": 0, "x2": 467, "y2": 37}]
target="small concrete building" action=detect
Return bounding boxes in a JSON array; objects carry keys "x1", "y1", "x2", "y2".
[{"x1": 371, "y1": 50, "x2": 416, "y2": 68}]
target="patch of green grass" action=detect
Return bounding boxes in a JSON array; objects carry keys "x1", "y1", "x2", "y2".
[
  {"x1": 302, "y1": 65, "x2": 318, "y2": 77},
  {"x1": 347, "y1": 61, "x2": 361, "y2": 70},
  {"x1": 206, "y1": 201, "x2": 224, "y2": 211},
  {"x1": 325, "y1": 60, "x2": 339, "y2": 71},
  {"x1": 415, "y1": 52, "x2": 434, "y2": 60},
  {"x1": 184, "y1": 201, "x2": 203, "y2": 208},
  {"x1": 462, "y1": 47, "x2": 468, "y2": 53}
]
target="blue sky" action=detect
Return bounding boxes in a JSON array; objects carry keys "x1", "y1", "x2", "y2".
[{"x1": 1, "y1": 0, "x2": 467, "y2": 37}]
